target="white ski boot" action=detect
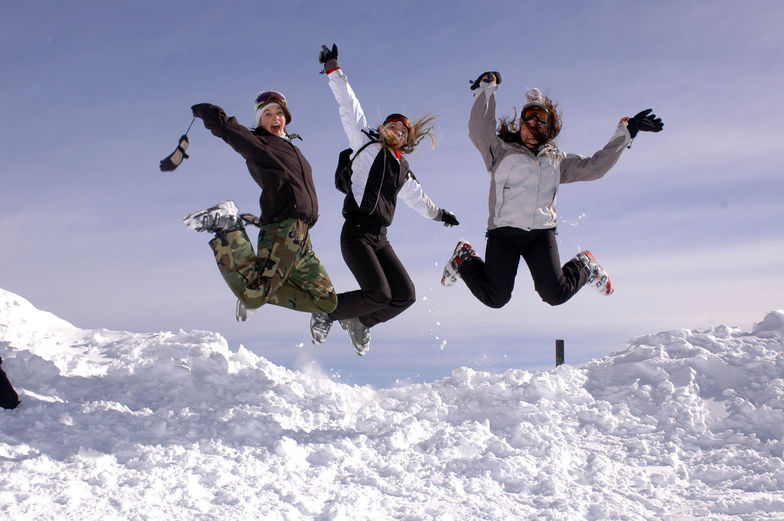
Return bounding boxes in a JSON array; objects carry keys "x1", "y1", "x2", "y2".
[
  {"x1": 310, "y1": 313, "x2": 333, "y2": 344},
  {"x1": 183, "y1": 200, "x2": 242, "y2": 233},
  {"x1": 339, "y1": 318, "x2": 370, "y2": 356},
  {"x1": 441, "y1": 239, "x2": 478, "y2": 287},
  {"x1": 576, "y1": 251, "x2": 614, "y2": 296}
]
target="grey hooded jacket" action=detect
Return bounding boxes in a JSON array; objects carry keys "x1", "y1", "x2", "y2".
[{"x1": 469, "y1": 82, "x2": 631, "y2": 231}]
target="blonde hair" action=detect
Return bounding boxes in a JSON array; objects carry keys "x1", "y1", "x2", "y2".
[{"x1": 378, "y1": 114, "x2": 438, "y2": 154}]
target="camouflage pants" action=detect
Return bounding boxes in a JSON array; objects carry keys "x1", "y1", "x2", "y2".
[{"x1": 208, "y1": 218, "x2": 337, "y2": 313}]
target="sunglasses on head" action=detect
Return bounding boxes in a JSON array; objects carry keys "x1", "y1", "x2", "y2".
[
  {"x1": 522, "y1": 105, "x2": 550, "y2": 124},
  {"x1": 255, "y1": 91, "x2": 287, "y2": 109}
]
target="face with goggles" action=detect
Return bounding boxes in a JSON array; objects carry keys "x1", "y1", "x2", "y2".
[
  {"x1": 520, "y1": 104, "x2": 551, "y2": 148},
  {"x1": 383, "y1": 113, "x2": 411, "y2": 143}
]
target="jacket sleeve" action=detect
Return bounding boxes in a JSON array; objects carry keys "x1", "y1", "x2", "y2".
[
  {"x1": 559, "y1": 124, "x2": 632, "y2": 183},
  {"x1": 326, "y1": 68, "x2": 382, "y2": 207},
  {"x1": 193, "y1": 103, "x2": 265, "y2": 162},
  {"x1": 399, "y1": 172, "x2": 441, "y2": 220},
  {"x1": 327, "y1": 68, "x2": 370, "y2": 151},
  {"x1": 468, "y1": 83, "x2": 505, "y2": 174}
]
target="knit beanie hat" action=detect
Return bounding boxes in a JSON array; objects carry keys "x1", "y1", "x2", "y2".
[{"x1": 522, "y1": 88, "x2": 546, "y2": 111}]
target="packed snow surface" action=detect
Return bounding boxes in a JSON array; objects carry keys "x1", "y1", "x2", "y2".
[{"x1": 1, "y1": 288, "x2": 783, "y2": 520}]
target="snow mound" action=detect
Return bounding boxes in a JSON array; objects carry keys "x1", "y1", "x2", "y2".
[
  {"x1": 753, "y1": 309, "x2": 784, "y2": 338},
  {"x1": 1, "y1": 288, "x2": 783, "y2": 520}
]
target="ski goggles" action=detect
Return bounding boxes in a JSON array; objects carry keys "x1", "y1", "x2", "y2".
[
  {"x1": 522, "y1": 105, "x2": 550, "y2": 124},
  {"x1": 383, "y1": 113, "x2": 411, "y2": 129},
  {"x1": 254, "y1": 90, "x2": 287, "y2": 110}
]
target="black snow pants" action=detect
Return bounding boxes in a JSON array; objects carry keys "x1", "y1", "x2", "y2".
[
  {"x1": 459, "y1": 227, "x2": 588, "y2": 308},
  {"x1": 327, "y1": 216, "x2": 416, "y2": 328}
]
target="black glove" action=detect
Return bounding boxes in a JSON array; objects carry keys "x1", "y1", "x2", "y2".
[
  {"x1": 469, "y1": 71, "x2": 501, "y2": 90},
  {"x1": 438, "y1": 209, "x2": 459, "y2": 227},
  {"x1": 626, "y1": 109, "x2": 663, "y2": 138},
  {"x1": 319, "y1": 43, "x2": 339, "y2": 72},
  {"x1": 191, "y1": 103, "x2": 220, "y2": 120},
  {"x1": 159, "y1": 134, "x2": 189, "y2": 172}
]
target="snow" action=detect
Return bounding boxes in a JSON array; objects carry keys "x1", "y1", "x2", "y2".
[{"x1": 1, "y1": 287, "x2": 783, "y2": 521}]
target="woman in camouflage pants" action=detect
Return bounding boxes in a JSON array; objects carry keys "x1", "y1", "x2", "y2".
[{"x1": 185, "y1": 91, "x2": 337, "y2": 320}]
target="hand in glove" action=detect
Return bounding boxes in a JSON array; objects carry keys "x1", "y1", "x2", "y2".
[
  {"x1": 437, "y1": 209, "x2": 460, "y2": 227},
  {"x1": 469, "y1": 71, "x2": 501, "y2": 90},
  {"x1": 159, "y1": 134, "x2": 189, "y2": 172},
  {"x1": 625, "y1": 109, "x2": 663, "y2": 138},
  {"x1": 319, "y1": 43, "x2": 340, "y2": 72},
  {"x1": 191, "y1": 103, "x2": 221, "y2": 121}
]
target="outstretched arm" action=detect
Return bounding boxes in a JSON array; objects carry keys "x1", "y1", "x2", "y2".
[
  {"x1": 399, "y1": 173, "x2": 459, "y2": 226},
  {"x1": 467, "y1": 72, "x2": 504, "y2": 173},
  {"x1": 191, "y1": 103, "x2": 265, "y2": 162},
  {"x1": 560, "y1": 123, "x2": 631, "y2": 183},
  {"x1": 320, "y1": 44, "x2": 370, "y2": 151},
  {"x1": 561, "y1": 108, "x2": 664, "y2": 183}
]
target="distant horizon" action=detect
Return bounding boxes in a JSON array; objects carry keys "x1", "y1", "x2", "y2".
[{"x1": 2, "y1": 1, "x2": 782, "y2": 386}]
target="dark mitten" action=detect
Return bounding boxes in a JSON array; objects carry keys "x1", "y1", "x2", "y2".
[
  {"x1": 626, "y1": 109, "x2": 663, "y2": 138},
  {"x1": 319, "y1": 43, "x2": 340, "y2": 72},
  {"x1": 439, "y1": 209, "x2": 460, "y2": 227},
  {"x1": 469, "y1": 71, "x2": 502, "y2": 90},
  {"x1": 159, "y1": 134, "x2": 189, "y2": 172},
  {"x1": 191, "y1": 103, "x2": 221, "y2": 121}
]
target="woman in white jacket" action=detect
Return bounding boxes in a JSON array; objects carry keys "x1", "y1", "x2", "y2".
[
  {"x1": 441, "y1": 71, "x2": 662, "y2": 308},
  {"x1": 310, "y1": 44, "x2": 459, "y2": 355}
]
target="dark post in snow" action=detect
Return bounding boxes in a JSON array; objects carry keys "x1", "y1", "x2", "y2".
[{"x1": 555, "y1": 339, "x2": 565, "y2": 367}]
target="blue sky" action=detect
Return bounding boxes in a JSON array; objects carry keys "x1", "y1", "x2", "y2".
[{"x1": 2, "y1": 1, "x2": 782, "y2": 386}]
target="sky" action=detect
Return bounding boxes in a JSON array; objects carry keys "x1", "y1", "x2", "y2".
[
  {"x1": 1, "y1": 289, "x2": 783, "y2": 520},
  {"x1": 1, "y1": 1, "x2": 783, "y2": 387}
]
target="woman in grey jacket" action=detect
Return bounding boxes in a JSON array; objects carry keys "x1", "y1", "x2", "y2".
[
  {"x1": 310, "y1": 44, "x2": 459, "y2": 355},
  {"x1": 441, "y1": 72, "x2": 662, "y2": 308}
]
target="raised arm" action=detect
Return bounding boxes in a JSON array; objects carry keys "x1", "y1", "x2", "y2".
[
  {"x1": 191, "y1": 103, "x2": 265, "y2": 162},
  {"x1": 560, "y1": 123, "x2": 631, "y2": 183},
  {"x1": 320, "y1": 44, "x2": 370, "y2": 151},
  {"x1": 560, "y1": 108, "x2": 663, "y2": 183},
  {"x1": 467, "y1": 72, "x2": 504, "y2": 173}
]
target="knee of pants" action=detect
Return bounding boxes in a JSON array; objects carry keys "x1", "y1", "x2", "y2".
[
  {"x1": 396, "y1": 293, "x2": 416, "y2": 311},
  {"x1": 318, "y1": 292, "x2": 339, "y2": 314},
  {"x1": 485, "y1": 293, "x2": 512, "y2": 309},
  {"x1": 363, "y1": 288, "x2": 392, "y2": 308},
  {"x1": 537, "y1": 288, "x2": 569, "y2": 307}
]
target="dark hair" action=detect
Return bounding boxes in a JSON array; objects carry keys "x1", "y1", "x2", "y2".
[{"x1": 497, "y1": 97, "x2": 562, "y2": 147}]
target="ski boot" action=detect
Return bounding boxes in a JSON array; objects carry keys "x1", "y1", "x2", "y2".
[
  {"x1": 183, "y1": 200, "x2": 243, "y2": 234},
  {"x1": 441, "y1": 239, "x2": 478, "y2": 287},
  {"x1": 576, "y1": 251, "x2": 614, "y2": 296},
  {"x1": 339, "y1": 318, "x2": 371, "y2": 356},
  {"x1": 310, "y1": 312, "x2": 333, "y2": 344}
]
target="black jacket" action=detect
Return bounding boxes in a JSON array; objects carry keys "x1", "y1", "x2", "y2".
[
  {"x1": 192, "y1": 103, "x2": 319, "y2": 227},
  {"x1": 343, "y1": 147, "x2": 411, "y2": 228}
]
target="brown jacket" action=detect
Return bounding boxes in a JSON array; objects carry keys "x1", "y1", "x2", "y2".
[{"x1": 192, "y1": 103, "x2": 319, "y2": 227}]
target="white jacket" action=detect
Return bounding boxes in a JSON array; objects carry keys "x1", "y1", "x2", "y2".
[
  {"x1": 469, "y1": 82, "x2": 631, "y2": 231},
  {"x1": 327, "y1": 68, "x2": 441, "y2": 222}
]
